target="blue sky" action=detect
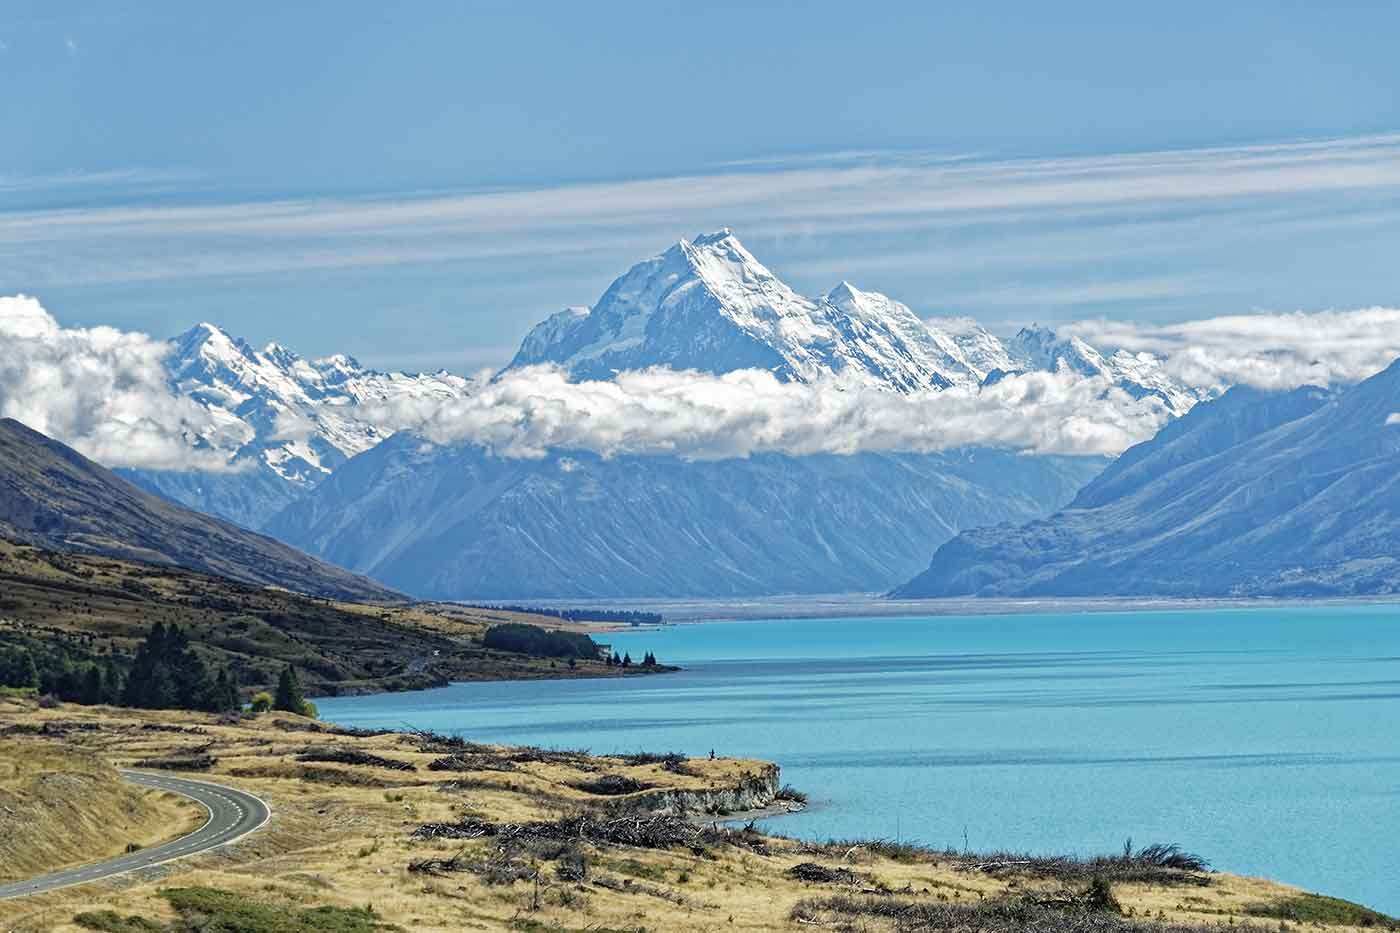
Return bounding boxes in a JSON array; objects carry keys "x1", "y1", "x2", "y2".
[{"x1": 4, "y1": 1, "x2": 1400, "y2": 372}]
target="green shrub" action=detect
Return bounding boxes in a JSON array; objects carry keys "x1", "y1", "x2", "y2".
[
  {"x1": 249, "y1": 691, "x2": 274, "y2": 713},
  {"x1": 1246, "y1": 893, "x2": 1398, "y2": 928},
  {"x1": 73, "y1": 911, "x2": 162, "y2": 933},
  {"x1": 159, "y1": 887, "x2": 400, "y2": 932}
]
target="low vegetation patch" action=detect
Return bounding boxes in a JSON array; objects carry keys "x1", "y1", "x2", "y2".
[
  {"x1": 72, "y1": 911, "x2": 163, "y2": 933},
  {"x1": 75, "y1": 887, "x2": 401, "y2": 932},
  {"x1": 791, "y1": 892, "x2": 1244, "y2": 931},
  {"x1": 1246, "y1": 893, "x2": 1398, "y2": 929}
]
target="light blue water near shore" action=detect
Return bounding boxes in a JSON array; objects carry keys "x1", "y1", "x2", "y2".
[{"x1": 319, "y1": 605, "x2": 1400, "y2": 914}]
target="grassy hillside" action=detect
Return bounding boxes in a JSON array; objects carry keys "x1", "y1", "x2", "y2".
[
  {"x1": 0, "y1": 417, "x2": 397, "y2": 603},
  {"x1": 0, "y1": 538, "x2": 662, "y2": 698},
  {"x1": 0, "y1": 738, "x2": 201, "y2": 883}
]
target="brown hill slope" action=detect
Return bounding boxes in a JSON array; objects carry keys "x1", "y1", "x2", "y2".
[
  {"x1": 0, "y1": 538, "x2": 644, "y2": 696},
  {"x1": 0, "y1": 417, "x2": 397, "y2": 602}
]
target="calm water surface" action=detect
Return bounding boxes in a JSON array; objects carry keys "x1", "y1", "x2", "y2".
[{"x1": 320, "y1": 605, "x2": 1400, "y2": 914}]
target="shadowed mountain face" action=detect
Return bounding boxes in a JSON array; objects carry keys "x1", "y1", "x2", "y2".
[
  {"x1": 266, "y1": 438, "x2": 1105, "y2": 599},
  {"x1": 897, "y1": 360, "x2": 1400, "y2": 597},
  {"x1": 0, "y1": 418, "x2": 399, "y2": 602}
]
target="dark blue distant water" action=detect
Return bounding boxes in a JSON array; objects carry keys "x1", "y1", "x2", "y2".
[{"x1": 319, "y1": 605, "x2": 1400, "y2": 914}]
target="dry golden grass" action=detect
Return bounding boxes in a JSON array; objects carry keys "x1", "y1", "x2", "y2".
[
  {"x1": 0, "y1": 698, "x2": 1390, "y2": 933},
  {"x1": 0, "y1": 732, "x2": 201, "y2": 884}
]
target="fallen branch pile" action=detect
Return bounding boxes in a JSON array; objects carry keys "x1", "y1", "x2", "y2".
[
  {"x1": 787, "y1": 862, "x2": 862, "y2": 885},
  {"x1": 133, "y1": 753, "x2": 217, "y2": 771},
  {"x1": 572, "y1": 774, "x2": 651, "y2": 796},
  {"x1": 295, "y1": 747, "x2": 416, "y2": 771},
  {"x1": 412, "y1": 813, "x2": 763, "y2": 856},
  {"x1": 426, "y1": 753, "x2": 517, "y2": 773}
]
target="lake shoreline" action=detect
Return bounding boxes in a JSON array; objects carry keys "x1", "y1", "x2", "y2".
[
  {"x1": 319, "y1": 605, "x2": 1400, "y2": 916},
  {"x1": 474, "y1": 591, "x2": 1400, "y2": 623}
]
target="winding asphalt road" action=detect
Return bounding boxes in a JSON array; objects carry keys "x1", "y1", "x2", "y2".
[{"x1": 0, "y1": 771, "x2": 270, "y2": 901}]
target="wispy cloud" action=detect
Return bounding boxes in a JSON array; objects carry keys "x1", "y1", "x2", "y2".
[
  {"x1": 0, "y1": 167, "x2": 198, "y2": 197},
  {"x1": 6, "y1": 133, "x2": 1400, "y2": 289},
  {"x1": 946, "y1": 273, "x2": 1217, "y2": 310}
]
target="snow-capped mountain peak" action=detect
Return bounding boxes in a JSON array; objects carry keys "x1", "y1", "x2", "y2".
[
  {"x1": 164, "y1": 323, "x2": 473, "y2": 488},
  {"x1": 506, "y1": 230, "x2": 974, "y2": 391},
  {"x1": 1006, "y1": 324, "x2": 1204, "y2": 415}
]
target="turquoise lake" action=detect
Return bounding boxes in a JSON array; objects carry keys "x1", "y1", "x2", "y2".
[{"x1": 318, "y1": 605, "x2": 1400, "y2": 914}]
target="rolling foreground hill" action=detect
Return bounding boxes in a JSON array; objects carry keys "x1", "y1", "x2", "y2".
[
  {"x1": 897, "y1": 359, "x2": 1400, "y2": 597},
  {"x1": 0, "y1": 417, "x2": 397, "y2": 602},
  {"x1": 268, "y1": 440, "x2": 1103, "y2": 599},
  {"x1": 0, "y1": 537, "x2": 645, "y2": 697}
]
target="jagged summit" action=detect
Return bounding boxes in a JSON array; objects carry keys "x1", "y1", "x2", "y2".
[
  {"x1": 1005, "y1": 324, "x2": 1202, "y2": 415},
  {"x1": 504, "y1": 230, "x2": 1207, "y2": 407},
  {"x1": 506, "y1": 230, "x2": 973, "y2": 391},
  {"x1": 118, "y1": 324, "x2": 474, "y2": 530}
]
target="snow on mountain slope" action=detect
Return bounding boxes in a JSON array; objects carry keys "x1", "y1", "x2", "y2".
[
  {"x1": 505, "y1": 230, "x2": 1204, "y2": 414},
  {"x1": 168, "y1": 322, "x2": 472, "y2": 482},
  {"x1": 119, "y1": 324, "x2": 472, "y2": 529},
  {"x1": 1006, "y1": 325, "x2": 1206, "y2": 416},
  {"x1": 506, "y1": 229, "x2": 973, "y2": 391},
  {"x1": 926, "y1": 317, "x2": 1019, "y2": 382}
]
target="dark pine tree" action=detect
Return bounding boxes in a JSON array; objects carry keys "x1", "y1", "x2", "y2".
[
  {"x1": 274, "y1": 664, "x2": 305, "y2": 714},
  {"x1": 101, "y1": 665, "x2": 124, "y2": 705},
  {"x1": 212, "y1": 668, "x2": 240, "y2": 712},
  {"x1": 0, "y1": 649, "x2": 40, "y2": 689},
  {"x1": 80, "y1": 664, "x2": 104, "y2": 705}
]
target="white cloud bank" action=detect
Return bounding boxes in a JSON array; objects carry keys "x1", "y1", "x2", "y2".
[
  {"x1": 1064, "y1": 307, "x2": 1400, "y2": 391},
  {"x1": 0, "y1": 296, "x2": 236, "y2": 471},
  {"x1": 369, "y1": 366, "x2": 1168, "y2": 460},
  {"x1": 5, "y1": 295, "x2": 1400, "y2": 470}
]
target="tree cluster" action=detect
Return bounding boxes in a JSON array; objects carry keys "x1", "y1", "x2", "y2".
[
  {"x1": 482, "y1": 623, "x2": 599, "y2": 660},
  {"x1": 0, "y1": 643, "x2": 124, "y2": 705},
  {"x1": 472, "y1": 605, "x2": 663, "y2": 625},
  {"x1": 604, "y1": 650, "x2": 660, "y2": 668},
  {"x1": 122, "y1": 622, "x2": 240, "y2": 713}
]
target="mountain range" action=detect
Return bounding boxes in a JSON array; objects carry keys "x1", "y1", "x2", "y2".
[
  {"x1": 896, "y1": 358, "x2": 1400, "y2": 597},
  {"x1": 93, "y1": 230, "x2": 1214, "y2": 598},
  {"x1": 119, "y1": 323, "x2": 471, "y2": 529},
  {"x1": 507, "y1": 229, "x2": 1203, "y2": 414},
  {"x1": 0, "y1": 417, "x2": 397, "y2": 602}
]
